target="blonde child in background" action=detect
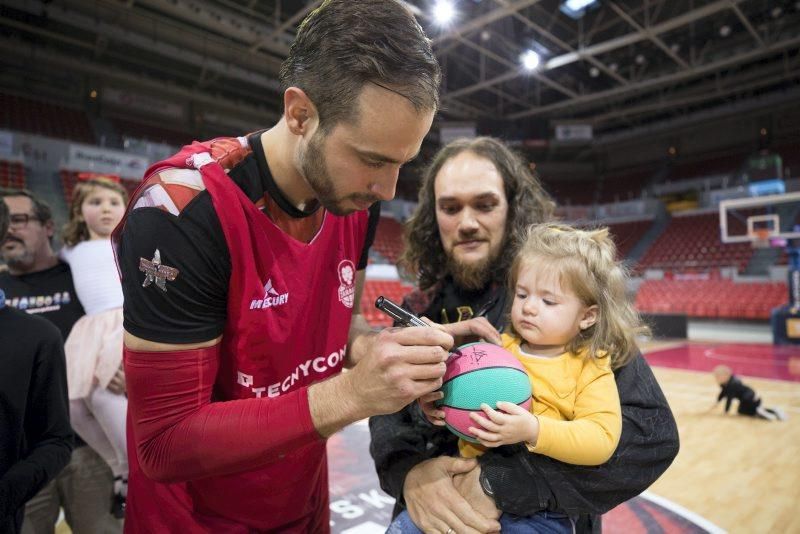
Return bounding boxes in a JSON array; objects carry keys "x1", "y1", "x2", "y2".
[
  {"x1": 395, "y1": 222, "x2": 649, "y2": 534},
  {"x1": 61, "y1": 176, "x2": 129, "y2": 518}
]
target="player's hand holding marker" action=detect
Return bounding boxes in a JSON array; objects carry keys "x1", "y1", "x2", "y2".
[
  {"x1": 334, "y1": 298, "x2": 454, "y2": 416},
  {"x1": 345, "y1": 324, "x2": 453, "y2": 415},
  {"x1": 373, "y1": 297, "x2": 504, "y2": 426}
]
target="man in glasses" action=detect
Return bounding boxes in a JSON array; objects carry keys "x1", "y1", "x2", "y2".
[
  {"x1": 4, "y1": 205, "x2": 49, "y2": 268},
  {"x1": 0, "y1": 188, "x2": 122, "y2": 533},
  {"x1": 0, "y1": 188, "x2": 72, "y2": 534},
  {"x1": 0, "y1": 190, "x2": 85, "y2": 337}
]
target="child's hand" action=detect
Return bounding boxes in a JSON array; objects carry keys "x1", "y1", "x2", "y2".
[
  {"x1": 432, "y1": 317, "x2": 502, "y2": 346},
  {"x1": 468, "y1": 401, "x2": 539, "y2": 447},
  {"x1": 107, "y1": 365, "x2": 127, "y2": 396},
  {"x1": 418, "y1": 391, "x2": 446, "y2": 426}
]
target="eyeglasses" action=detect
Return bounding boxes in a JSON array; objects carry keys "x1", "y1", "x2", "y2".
[{"x1": 8, "y1": 213, "x2": 42, "y2": 229}]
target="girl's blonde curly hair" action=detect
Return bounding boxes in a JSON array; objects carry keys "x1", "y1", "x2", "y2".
[{"x1": 508, "y1": 222, "x2": 649, "y2": 368}]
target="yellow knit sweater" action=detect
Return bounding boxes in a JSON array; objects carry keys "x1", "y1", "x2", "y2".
[{"x1": 459, "y1": 333, "x2": 621, "y2": 466}]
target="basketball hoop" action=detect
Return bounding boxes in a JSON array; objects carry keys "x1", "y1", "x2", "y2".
[
  {"x1": 719, "y1": 192, "x2": 800, "y2": 245},
  {"x1": 750, "y1": 228, "x2": 772, "y2": 248}
]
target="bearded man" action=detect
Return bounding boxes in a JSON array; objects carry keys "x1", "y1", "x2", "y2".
[{"x1": 369, "y1": 137, "x2": 679, "y2": 534}]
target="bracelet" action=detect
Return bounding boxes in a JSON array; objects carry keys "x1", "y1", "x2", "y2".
[{"x1": 479, "y1": 469, "x2": 494, "y2": 497}]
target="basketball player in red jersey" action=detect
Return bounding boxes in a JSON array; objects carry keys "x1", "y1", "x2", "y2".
[{"x1": 113, "y1": 1, "x2": 496, "y2": 531}]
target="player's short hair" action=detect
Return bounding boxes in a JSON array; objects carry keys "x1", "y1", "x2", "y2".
[{"x1": 280, "y1": 0, "x2": 440, "y2": 132}]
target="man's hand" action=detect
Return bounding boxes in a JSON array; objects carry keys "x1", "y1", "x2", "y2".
[
  {"x1": 404, "y1": 457, "x2": 501, "y2": 534},
  {"x1": 350, "y1": 326, "x2": 452, "y2": 415},
  {"x1": 434, "y1": 317, "x2": 502, "y2": 347},
  {"x1": 468, "y1": 402, "x2": 539, "y2": 448},
  {"x1": 107, "y1": 364, "x2": 127, "y2": 395},
  {"x1": 311, "y1": 326, "x2": 453, "y2": 436},
  {"x1": 453, "y1": 465, "x2": 501, "y2": 528}
]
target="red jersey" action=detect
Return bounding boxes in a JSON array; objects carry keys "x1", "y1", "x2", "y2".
[{"x1": 116, "y1": 138, "x2": 370, "y2": 532}]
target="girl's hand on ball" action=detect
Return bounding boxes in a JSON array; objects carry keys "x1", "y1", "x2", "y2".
[
  {"x1": 468, "y1": 402, "x2": 539, "y2": 447},
  {"x1": 419, "y1": 391, "x2": 446, "y2": 426}
]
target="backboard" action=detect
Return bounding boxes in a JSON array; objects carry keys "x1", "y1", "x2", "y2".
[{"x1": 719, "y1": 191, "x2": 800, "y2": 246}]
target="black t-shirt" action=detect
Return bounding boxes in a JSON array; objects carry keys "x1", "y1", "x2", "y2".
[
  {"x1": 117, "y1": 132, "x2": 380, "y2": 345},
  {"x1": 0, "y1": 262, "x2": 86, "y2": 341},
  {"x1": 403, "y1": 278, "x2": 508, "y2": 331},
  {"x1": 435, "y1": 279, "x2": 507, "y2": 329}
]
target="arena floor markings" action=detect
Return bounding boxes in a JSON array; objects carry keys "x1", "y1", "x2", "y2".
[
  {"x1": 327, "y1": 416, "x2": 725, "y2": 534},
  {"x1": 644, "y1": 341, "x2": 800, "y2": 382}
]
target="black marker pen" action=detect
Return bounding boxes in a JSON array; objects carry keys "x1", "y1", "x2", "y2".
[{"x1": 375, "y1": 296, "x2": 428, "y2": 327}]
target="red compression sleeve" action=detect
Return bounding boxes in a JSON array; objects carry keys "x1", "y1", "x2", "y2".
[{"x1": 124, "y1": 345, "x2": 322, "y2": 483}]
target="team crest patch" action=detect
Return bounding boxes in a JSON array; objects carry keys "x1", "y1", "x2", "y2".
[
  {"x1": 337, "y1": 259, "x2": 356, "y2": 308},
  {"x1": 139, "y1": 249, "x2": 179, "y2": 292}
]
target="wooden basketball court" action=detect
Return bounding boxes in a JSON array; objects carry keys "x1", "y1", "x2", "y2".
[{"x1": 643, "y1": 343, "x2": 800, "y2": 534}]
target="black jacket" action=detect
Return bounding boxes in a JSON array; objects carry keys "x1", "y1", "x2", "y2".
[
  {"x1": 0, "y1": 306, "x2": 74, "y2": 533},
  {"x1": 368, "y1": 282, "x2": 679, "y2": 532}
]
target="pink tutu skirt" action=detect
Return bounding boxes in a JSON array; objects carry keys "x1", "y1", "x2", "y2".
[{"x1": 64, "y1": 307, "x2": 124, "y2": 400}]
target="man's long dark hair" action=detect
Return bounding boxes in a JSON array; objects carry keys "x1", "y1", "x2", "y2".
[{"x1": 402, "y1": 137, "x2": 555, "y2": 290}]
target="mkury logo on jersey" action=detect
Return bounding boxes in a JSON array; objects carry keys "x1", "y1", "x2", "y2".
[{"x1": 250, "y1": 279, "x2": 289, "y2": 310}]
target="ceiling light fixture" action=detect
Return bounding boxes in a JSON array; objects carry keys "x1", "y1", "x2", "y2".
[
  {"x1": 560, "y1": 0, "x2": 598, "y2": 19},
  {"x1": 433, "y1": 0, "x2": 456, "y2": 26},
  {"x1": 521, "y1": 49, "x2": 541, "y2": 71}
]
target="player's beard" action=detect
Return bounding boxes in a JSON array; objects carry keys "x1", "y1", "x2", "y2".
[
  {"x1": 445, "y1": 246, "x2": 502, "y2": 292},
  {"x1": 300, "y1": 130, "x2": 378, "y2": 216}
]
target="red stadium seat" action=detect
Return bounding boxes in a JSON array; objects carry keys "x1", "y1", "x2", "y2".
[
  {"x1": 372, "y1": 217, "x2": 406, "y2": 264},
  {"x1": 359, "y1": 279, "x2": 415, "y2": 328},
  {"x1": 0, "y1": 159, "x2": 27, "y2": 189},
  {"x1": 638, "y1": 212, "x2": 754, "y2": 272},
  {"x1": 636, "y1": 278, "x2": 786, "y2": 320}
]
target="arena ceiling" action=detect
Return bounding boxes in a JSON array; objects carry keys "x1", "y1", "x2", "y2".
[{"x1": 1, "y1": 0, "x2": 799, "y2": 138}]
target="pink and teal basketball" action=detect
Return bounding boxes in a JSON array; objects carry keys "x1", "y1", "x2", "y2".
[{"x1": 436, "y1": 342, "x2": 532, "y2": 443}]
